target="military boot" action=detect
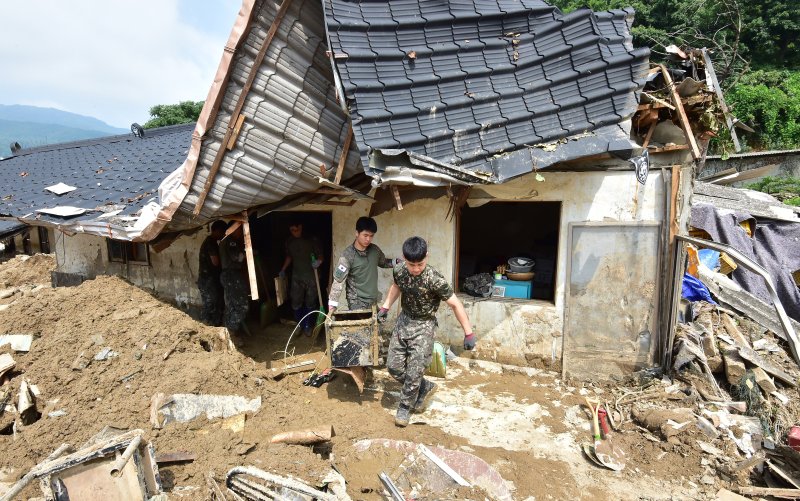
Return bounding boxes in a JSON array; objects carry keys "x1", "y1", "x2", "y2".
[
  {"x1": 394, "y1": 405, "x2": 411, "y2": 427},
  {"x1": 413, "y1": 380, "x2": 437, "y2": 413}
]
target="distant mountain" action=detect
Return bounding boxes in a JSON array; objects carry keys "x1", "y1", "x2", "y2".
[{"x1": 0, "y1": 104, "x2": 127, "y2": 158}]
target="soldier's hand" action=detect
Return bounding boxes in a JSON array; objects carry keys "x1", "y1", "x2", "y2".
[
  {"x1": 377, "y1": 307, "x2": 389, "y2": 323},
  {"x1": 463, "y1": 333, "x2": 476, "y2": 351},
  {"x1": 328, "y1": 306, "x2": 336, "y2": 316},
  {"x1": 278, "y1": 270, "x2": 286, "y2": 279}
]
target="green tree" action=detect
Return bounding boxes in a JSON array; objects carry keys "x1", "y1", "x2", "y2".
[
  {"x1": 727, "y1": 71, "x2": 800, "y2": 150},
  {"x1": 143, "y1": 101, "x2": 204, "y2": 129}
]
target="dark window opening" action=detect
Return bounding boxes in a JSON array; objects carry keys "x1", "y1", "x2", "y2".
[
  {"x1": 458, "y1": 201, "x2": 560, "y2": 301},
  {"x1": 38, "y1": 227, "x2": 51, "y2": 254},
  {"x1": 107, "y1": 239, "x2": 150, "y2": 265}
]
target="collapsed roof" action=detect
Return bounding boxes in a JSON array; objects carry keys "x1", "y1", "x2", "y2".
[
  {"x1": 324, "y1": 0, "x2": 650, "y2": 185},
  {"x1": 0, "y1": 0, "x2": 649, "y2": 241}
]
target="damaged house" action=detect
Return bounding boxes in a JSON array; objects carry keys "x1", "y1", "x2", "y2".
[{"x1": 0, "y1": 0, "x2": 719, "y2": 379}]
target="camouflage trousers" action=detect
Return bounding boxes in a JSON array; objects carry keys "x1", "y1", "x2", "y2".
[
  {"x1": 347, "y1": 297, "x2": 376, "y2": 311},
  {"x1": 220, "y1": 270, "x2": 249, "y2": 331},
  {"x1": 387, "y1": 312, "x2": 435, "y2": 409},
  {"x1": 290, "y1": 278, "x2": 317, "y2": 310},
  {"x1": 197, "y1": 275, "x2": 223, "y2": 327}
]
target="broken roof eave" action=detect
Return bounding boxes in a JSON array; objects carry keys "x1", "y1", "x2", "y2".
[{"x1": 366, "y1": 122, "x2": 643, "y2": 188}]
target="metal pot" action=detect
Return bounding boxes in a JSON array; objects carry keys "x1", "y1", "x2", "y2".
[{"x1": 507, "y1": 257, "x2": 535, "y2": 273}]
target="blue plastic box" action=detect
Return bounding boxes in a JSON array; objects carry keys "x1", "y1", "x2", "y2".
[{"x1": 492, "y1": 279, "x2": 532, "y2": 299}]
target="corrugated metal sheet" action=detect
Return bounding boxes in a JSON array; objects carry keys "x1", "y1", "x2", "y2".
[
  {"x1": 0, "y1": 124, "x2": 192, "y2": 235},
  {"x1": 323, "y1": 0, "x2": 650, "y2": 184},
  {"x1": 693, "y1": 182, "x2": 800, "y2": 222},
  {"x1": 174, "y1": 0, "x2": 362, "y2": 228}
]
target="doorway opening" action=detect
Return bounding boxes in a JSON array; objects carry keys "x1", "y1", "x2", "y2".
[{"x1": 250, "y1": 211, "x2": 333, "y2": 322}]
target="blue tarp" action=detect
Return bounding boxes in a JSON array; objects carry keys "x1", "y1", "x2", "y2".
[{"x1": 682, "y1": 273, "x2": 717, "y2": 304}]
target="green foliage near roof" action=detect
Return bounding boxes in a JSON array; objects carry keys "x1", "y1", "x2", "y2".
[
  {"x1": 144, "y1": 101, "x2": 204, "y2": 129},
  {"x1": 746, "y1": 176, "x2": 800, "y2": 206}
]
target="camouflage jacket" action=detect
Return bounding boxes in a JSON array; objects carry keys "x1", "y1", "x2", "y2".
[
  {"x1": 393, "y1": 263, "x2": 454, "y2": 320},
  {"x1": 328, "y1": 243, "x2": 393, "y2": 307}
]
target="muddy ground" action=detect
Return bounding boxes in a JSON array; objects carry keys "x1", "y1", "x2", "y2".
[{"x1": 0, "y1": 254, "x2": 796, "y2": 500}]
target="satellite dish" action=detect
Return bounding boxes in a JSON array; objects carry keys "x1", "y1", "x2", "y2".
[{"x1": 131, "y1": 123, "x2": 145, "y2": 138}]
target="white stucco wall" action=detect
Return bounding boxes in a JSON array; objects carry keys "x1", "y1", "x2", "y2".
[{"x1": 54, "y1": 229, "x2": 205, "y2": 309}]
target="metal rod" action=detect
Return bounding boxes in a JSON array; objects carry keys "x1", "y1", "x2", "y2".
[
  {"x1": 1, "y1": 444, "x2": 74, "y2": 501},
  {"x1": 419, "y1": 444, "x2": 470, "y2": 486},
  {"x1": 110, "y1": 435, "x2": 142, "y2": 477},
  {"x1": 379, "y1": 472, "x2": 405, "y2": 501}
]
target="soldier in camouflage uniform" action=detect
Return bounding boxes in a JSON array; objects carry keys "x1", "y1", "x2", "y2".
[
  {"x1": 328, "y1": 217, "x2": 397, "y2": 313},
  {"x1": 197, "y1": 220, "x2": 227, "y2": 326},
  {"x1": 219, "y1": 223, "x2": 250, "y2": 334},
  {"x1": 279, "y1": 220, "x2": 323, "y2": 335},
  {"x1": 380, "y1": 236, "x2": 477, "y2": 427}
]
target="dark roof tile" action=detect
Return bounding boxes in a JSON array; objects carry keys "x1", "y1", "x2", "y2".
[
  {"x1": 0, "y1": 124, "x2": 192, "y2": 222},
  {"x1": 325, "y1": 0, "x2": 649, "y2": 181}
]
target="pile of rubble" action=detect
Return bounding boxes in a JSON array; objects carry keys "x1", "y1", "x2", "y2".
[{"x1": 0, "y1": 259, "x2": 508, "y2": 500}]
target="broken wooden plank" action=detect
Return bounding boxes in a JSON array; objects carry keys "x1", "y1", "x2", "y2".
[
  {"x1": 701, "y1": 49, "x2": 741, "y2": 153},
  {"x1": 722, "y1": 348, "x2": 747, "y2": 385},
  {"x1": 716, "y1": 488, "x2": 749, "y2": 501},
  {"x1": 391, "y1": 185, "x2": 403, "y2": 211},
  {"x1": 768, "y1": 460, "x2": 800, "y2": 489},
  {"x1": 192, "y1": 0, "x2": 293, "y2": 216},
  {"x1": 659, "y1": 64, "x2": 701, "y2": 160},
  {"x1": 242, "y1": 212, "x2": 259, "y2": 301},
  {"x1": 649, "y1": 144, "x2": 691, "y2": 153},
  {"x1": 722, "y1": 314, "x2": 751, "y2": 348},
  {"x1": 737, "y1": 486, "x2": 800, "y2": 498},
  {"x1": 642, "y1": 121, "x2": 657, "y2": 148},
  {"x1": 642, "y1": 92, "x2": 676, "y2": 110},
  {"x1": 225, "y1": 113, "x2": 247, "y2": 151},
  {"x1": 333, "y1": 126, "x2": 353, "y2": 185},
  {"x1": 753, "y1": 367, "x2": 778, "y2": 394},
  {"x1": 155, "y1": 451, "x2": 196, "y2": 465},
  {"x1": 738, "y1": 346, "x2": 797, "y2": 387}
]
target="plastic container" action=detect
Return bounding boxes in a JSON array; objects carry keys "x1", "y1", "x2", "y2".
[{"x1": 789, "y1": 426, "x2": 800, "y2": 452}]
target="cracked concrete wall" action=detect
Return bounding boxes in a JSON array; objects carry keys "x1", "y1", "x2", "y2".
[{"x1": 53, "y1": 230, "x2": 204, "y2": 310}]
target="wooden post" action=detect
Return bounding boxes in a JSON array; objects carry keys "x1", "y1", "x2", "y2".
[
  {"x1": 660, "y1": 64, "x2": 701, "y2": 160},
  {"x1": 241, "y1": 211, "x2": 259, "y2": 301},
  {"x1": 391, "y1": 186, "x2": 403, "y2": 210},
  {"x1": 702, "y1": 49, "x2": 741, "y2": 152},
  {"x1": 193, "y1": 0, "x2": 293, "y2": 216},
  {"x1": 333, "y1": 126, "x2": 353, "y2": 185}
]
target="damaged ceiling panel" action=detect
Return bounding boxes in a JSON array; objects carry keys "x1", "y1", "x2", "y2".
[
  {"x1": 323, "y1": 0, "x2": 650, "y2": 184},
  {"x1": 172, "y1": 0, "x2": 362, "y2": 229},
  {"x1": 0, "y1": 124, "x2": 192, "y2": 237}
]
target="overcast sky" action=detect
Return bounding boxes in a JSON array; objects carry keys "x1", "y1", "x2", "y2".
[{"x1": 1, "y1": 0, "x2": 241, "y2": 128}]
